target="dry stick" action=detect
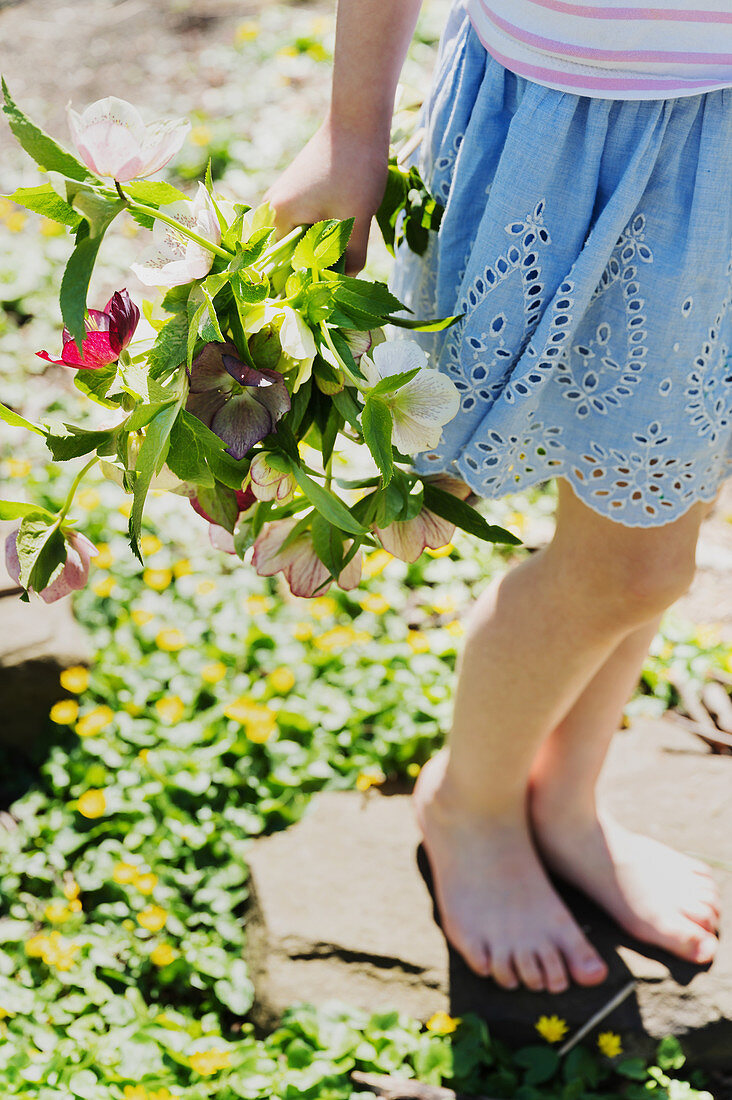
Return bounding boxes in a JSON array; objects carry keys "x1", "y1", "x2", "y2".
[
  {"x1": 557, "y1": 980, "x2": 637, "y2": 1058},
  {"x1": 666, "y1": 670, "x2": 718, "y2": 732},
  {"x1": 666, "y1": 710, "x2": 732, "y2": 753},
  {"x1": 700, "y1": 680, "x2": 732, "y2": 734},
  {"x1": 351, "y1": 1070, "x2": 496, "y2": 1100}
]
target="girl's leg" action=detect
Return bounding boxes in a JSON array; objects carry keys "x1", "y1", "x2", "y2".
[{"x1": 413, "y1": 478, "x2": 719, "y2": 992}]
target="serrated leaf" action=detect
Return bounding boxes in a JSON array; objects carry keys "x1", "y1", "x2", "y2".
[
  {"x1": 148, "y1": 312, "x2": 188, "y2": 380},
  {"x1": 166, "y1": 414, "x2": 215, "y2": 488},
  {"x1": 44, "y1": 425, "x2": 114, "y2": 462},
  {"x1": 2, "y1": 78, "x2": 94, "y2": 182},
  {"x1": 368, "y1": 367, "x2": 421, "y2": 396},
  {"x1": 362, "y1": 397, "x2": 393, "y2": 486},
  {"x1": 292, "y1": 218, "x2": 353, "y2": 272},
  {"x1": 0, "y1": 401, "x2": 45, "y2": 436},
  {"x1": 0, "y1": 500, "x2": 55, "y2": 522},
  {"x1": 175, "y1": 411, "x2": 250, "y2": 488},
  {"x1": 5, "y1": 183, "x2": 81, "y2": 228},
  {"x1": 422, "y1": 482, "x2": 521, "y2": 545},
  {"x1": 385, "y1": 311, "x2": 462, "y2": 332},
  {"x1": 73, "y1": 361, "x2": 120, "y2": 409},
  {"x1": 124, "y1": 179, "x2": 190, "y2": 207}
]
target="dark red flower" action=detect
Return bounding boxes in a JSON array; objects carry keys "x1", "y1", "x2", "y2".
[{"x1": 37, "y1": 289, "x2": 140, "y2": 370}]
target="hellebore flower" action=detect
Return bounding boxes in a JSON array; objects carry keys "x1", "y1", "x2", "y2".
[
  {"x1": 67, "y1": 96, "x2": 191, "y2": 182},
  {"x1": 374, "y1": 473, "x2": 472, "y2": 563},
  {"x1": 5, "y1": 527, "x2": 97, "y2": 603},
  {"x1": 189, "y1": 487, "x2": 257, "y2": 554},
  {"x1": 37, "y1": 289, "x2": 139, "y2": 369},
  {"x1": 131, "y1": 183, "x2": 221, "y2": 287},
  {"x1": 252, "y1": 517, "x2": 362, "y2": 598},
  {"x1": 186, "y1": 341, "x2": 291, "y2": 461},
  {"x1": 247, "y1": 453, "x2": 296, "y2": 504},
  {"x1": 342, "y1": 327, "x2": 385, "y2": 361},
  {"x1": 360, "y1": 340, "x2": 460, "y2": 454},
  {"x1": 243, "y1": 303, "x2": 316, "y2": 393}
]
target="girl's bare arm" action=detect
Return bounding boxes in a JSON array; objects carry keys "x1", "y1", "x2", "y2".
[{"x1": 265, "y1": 0, "x2": 424, "y2": 274}]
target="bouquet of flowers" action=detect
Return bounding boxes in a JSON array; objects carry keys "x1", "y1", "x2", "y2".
[{"x1": 1, "y1": 84, "x2": 517, "y2": 602}]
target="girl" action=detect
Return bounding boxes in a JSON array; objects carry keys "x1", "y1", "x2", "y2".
[{"x1": 264, "y1": 0, "x2": 731, "y2": 993}]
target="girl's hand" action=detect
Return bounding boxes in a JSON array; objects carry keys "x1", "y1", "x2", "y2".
[{"x1": 264, "y1": 116, "x2": 389, "y2": 276}]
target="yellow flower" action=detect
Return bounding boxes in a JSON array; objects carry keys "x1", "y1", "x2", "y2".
[
  {"x1": 196, "y1": 579, "x2": 217, "y2": 595},
  {"x1": 44, "y1": 933, "x2": 80, "y2": 970},
  {"x1": 131, "y1": 608, "x2": 154, "y2": 626},
  {"x1": 189, "y1": 124, "x2": 212, "y2": 146},
  {"x1": 244, "y1": 594, "x2": 273, "y2": 615},
  {"x1": 360, "y1": 593, "x2": 390, "y2": 615},
  {"x1": 407, "y1": 762, "x2": 421, "y2": 778},
  {"x1": 25, "y1": 933, "x2": 49, "y2": 958},
  {"x1": 45, "y1": 900, "x2": 73, "y2": 923},
  {"x1": 356, "y1": 770, "x2": 385, "y2": 792},
  {"x1": 76, "y1": 489, "x2": 101, "y2": 510},
  {"x1": 362, "y1": 549, "x2": 393, "y2": 578},
  {"x1": 426, "y1": 1011, "x2": 460, "y2": 1034},
  {"x1": 0, "y1": 1006, "x2": 12, "y2": 1019},
  {"x1": 309, "y1": 595, "x2": 337, "y2": 620},
  {"x1": 150, "y1": 943, "x2": 178, "y2": 967},
  {"x1": 431, "y1": 594, "x2": 457, "y2": 615},
  {"x1": 597, "y1": 1032, "x2": 623, "y2": 1058},
  {"x1": 235, "y1": 18, "x2": 259, "y2": 42},
  {"x1": 60, "y1": 666, "x2": 89, "y2": 693},
  {"x1": 407, "y1": 630, "x2": 430, "y2": 653},
  {"x1": 190, "y1": 1048, "x2": 232, "y2": 1076},
  {"x1": 6, "y1": 458, "x2": 32, "y2": 478},
  {"x1": 118, "y1": 499, "x2": 133, "y2": 518},
  {"x1": 134, "y1": 872, "x2": 158, "y2": 895},
  {"x1": 277, "y1": 44, "x2": 299, "y2": 59},
  {"x1": 76, "y1": 705, "x2": 113, "y2": 738},
  {"x1": 659, "y1": 641, "x2": 675, "y2": 660},
  {"x1": 77, "y1": 789, "x2": 107, "y2": 818},
  {"x1": 445, "y1": 620, "x2": 464, "y2": 637},
  {"x1": 140, "y1": 534, "x2": 162, "y2": 556},
  {"x1": 173, "y1": 558, "x2": 192, "y2": 577},
  {"x1": 113, "y1": 861, "x2": 139, "y2": 884},
  {"x1": 125, "y1": 702, "x2": 143, "y2": 716},
  {"x1": 201, "y1": 661, "x2": 227, "y2": 684},
  {"x1": 313, "y1": 626, "x2": 369, "y2": 652},
  {"x1": 123, "y1": 1087, "x2": 148, "y2": 1100},
  {"x1": 224, "y1": 698, "x2": 277, "y2": 742},
  {"x1": 535, "y1": 1015, "x2": 569, "y2": 1043},
  {"x1": 92, "y1": 543, "x2": 115, "y2": 569},
  {"x1": 293, "y1": 621, "x2": 313, "y2": 641},
  {"x1": 155, "y1": 628, "x2": 186, "y2": 652},
  {"x1": 425, "y1": 542, "x2": 455, "y2": 558},
  {"x1": 6, "y1": 210, "x2": 27, "y2": 232},
  {"x1": 68, "y1": 899, "x2": 82, "y2": 912},
  {"x1": 267, "y1": 666, "x2": 295, "y2": 694},
  {"x1": 92, "y1": 575, "x2": 116, "y2": 598},
  {"x1": 155, "y1": 696, "x2": 185, "y2": 724},
  {"x1": 50, "y1": 699, "x2": 79, "y2": 725},
  {"x1": 143, "y1": 568, "x2": 172, "y2": 591},
  {"x1": 137, "y1": 906, "x2": 167, "y2": 932},
  {"x1": 63, "y1": 880, "x2": 80, "y2": 901},
  {"x1": 137, "y1": 748, "x2": 150, "y2": 762}
]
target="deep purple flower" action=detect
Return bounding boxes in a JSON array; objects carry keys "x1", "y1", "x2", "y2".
[
  {"x1": 185, "y1": 341, "x2": 291, "y2": 460},
  {"x1": 37, "y1": 289, "x2": 140, "y2": 370}
]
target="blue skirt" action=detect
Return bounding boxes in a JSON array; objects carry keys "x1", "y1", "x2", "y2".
[{"x1": 391, "y1": 0, "x2": 732, "y2": 527}]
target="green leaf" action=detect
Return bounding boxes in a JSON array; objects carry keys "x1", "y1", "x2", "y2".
[
  {"x1": 128, "y1": 396, "x2": 185, "y2": 560},
  {"x1": 288, "y1": 462, "x2": 366, "y2": 537},
  {"x1": 63, "y1": 184, "x2": 124, "y2": 238},
  {"x1": 73, "y1": 361, "x2": 120, "y2": 409},
  {"x1": 233, "y1": 226, "x2": 275, "y2": 267},
  {"x1": 195, "y1": 481, "x2": 239, "y2": 533},
  {"x1": 615, "y1": 1059, "x2": 650, "y2": 1081},
  {"x1": 310, "y1": 512, "x2": 345, "y2": 579},
  {"x1": 176, "y1": 411, "x2": 250, "y2": 489},
  {"x1": 368, "y1": 367, "x2": 421, "y2": 397},
  {"x1": 0, "y1": 500, "x2": 55, "y2": 522},
  {"x1": 562, "y1": 1047, "x2": 601, "y2": 1088},
  {"x1": 44, "y1": 425, "x2": 114, "y2": 462},
  {"x1": 422, "y1": 482, "x2": 521, "y2": 545},
  {"x1": 362, "y1": 397, "x2": 393, "y2": 486},
  {"x1": 385, "y1": 312, "x2": 463, "y2": 332},
  {"x1": 292, "y1": 218, "x2": 353, "y2": 272},
  {"x1": 60, "y1": 228, "x2": 108, "y2": 352},
  {"x1": 2, "y1": 78, "x2": 94, "y2": 182},
  {"x1": 166, "y1": 414, "x2": 216, "y2": 488},
  {"x1": 5, "y1": 183, "x2": 81, "y2": 228},
  {"x1": 125, "y1": 179, "x2": 189, "y2": 206},
  {"x1": 148, "y1": 312, "x2": 188, "y2": 380},
  {"x1": 214, "y1": 960, "x2": 255, "y2": 1015},
  {"x1": 514, "y1": 1046, "x2": 560, "y2": 1086},
  {"x1": 15, "y1": 517, "x2": 66, "y2": 592},
  {"x1": 328, "y1": 273, "x2": 404, "y2": 324},
  {"x1": 0, "y1": 401, "x2": 45, "y2": 437},
  {"x1": 656, "y1": 1038, "x2": 686, "y2": 1071},
  {"x1": 125, "y1": 399, "x2": 178, "y2": 433}
]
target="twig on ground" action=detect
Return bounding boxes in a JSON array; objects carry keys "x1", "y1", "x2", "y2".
[{"x1": 557, "y1": 980, "x2": 636, "y2": 1057}]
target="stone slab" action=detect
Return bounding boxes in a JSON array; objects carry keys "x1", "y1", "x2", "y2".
[
  {"x1": 245, "y1": 718, "x2": 732, "y2": 1069},
  {"x1": 0, "y1": 522, "x2": 92, "y2": 749}
]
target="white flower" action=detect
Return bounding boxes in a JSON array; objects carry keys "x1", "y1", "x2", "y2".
[
  {"x1": 67, "y1": 96, "x2": 191, "y2": 182},
  {"x1": 360, "y1": 341, "x2": 460, "y2": 454},
  {"x1": 243, "y1": 302, "x2": 316, "y2": 392},
  {"x1": 131, "y1": 183, "x2": 221, "y2": 288}
]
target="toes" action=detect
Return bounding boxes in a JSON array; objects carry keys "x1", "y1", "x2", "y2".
[
  {"x1": 491, "y1": 950, "x2": 520, "y2": 990},
  {"x1": 682, "y1": 902, "x2": 720, "y2": 935},
  {"x1": 559, "y1": 929, "x2": 608, "y2": 987},
  {"x1": 667, "y1": 918, "x2": 718, "y2": 964},
  {"x1": 449, "y1": 927, "x2": 492, "y2": 977},
  {"x1": 538, "y1": 944, "x2": 569, "y2": 994},
  {"x1": 514, "y1": 950, "x2": 545, "y2": 991}
]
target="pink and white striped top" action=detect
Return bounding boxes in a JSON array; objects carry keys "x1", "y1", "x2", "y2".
[{"x1": 465, "y1": 0, "x2": 732, "y2": 99}]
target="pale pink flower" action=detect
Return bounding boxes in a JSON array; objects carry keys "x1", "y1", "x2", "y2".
[
  {"x1": 252, "y1": 518, "x2": 362, "y2": 598},
  {"x1": 67, "y1": 96, "x2": 190, "y2": 182},
  {"x1": 131, "y1": 183, "x2": 220, "y2": 288},
  {"x1": 248, "y1": 453, "x2": 296, "y2": 504},
  {"x1": 374, "y1": 474, "x2": 472, "y2": 563},
  {"x1": 5, "y1": 527, "x2": 97, "y2": 603}
]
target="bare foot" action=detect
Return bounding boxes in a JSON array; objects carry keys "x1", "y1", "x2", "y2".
[
  {"x1": 413, "y1": 750, "x2": 609, "y2": 992},
  {"x1": 530, "y1": 792, "x2": 721, "y2": 965}
]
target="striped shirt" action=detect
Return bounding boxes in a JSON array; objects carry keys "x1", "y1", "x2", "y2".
[{"x1": 465, "y1": 0, "x2": 732, "y2": 99}]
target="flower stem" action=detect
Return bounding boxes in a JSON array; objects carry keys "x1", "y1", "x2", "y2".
[
  {"x1": 114, "y1": 182, "x2": 233, "y2": 261},
  {"x1": 58, "y1": 456, "x2": 99, "y2": 526},
  {"x1": 256, "y1": 225, "x2": 307, "y2": 273}
]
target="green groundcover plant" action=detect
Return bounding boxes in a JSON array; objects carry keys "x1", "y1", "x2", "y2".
[{"x1": 0, "y1": 81, "x2": 519, "y2": 605}]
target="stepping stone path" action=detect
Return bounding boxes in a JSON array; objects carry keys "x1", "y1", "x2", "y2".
[
  {"x1": 0, "y1": 521, "x2": 91, "y2": 750},
  {"x1": 246, "y1": 718, "x2": 732, "y2": 1071}
]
